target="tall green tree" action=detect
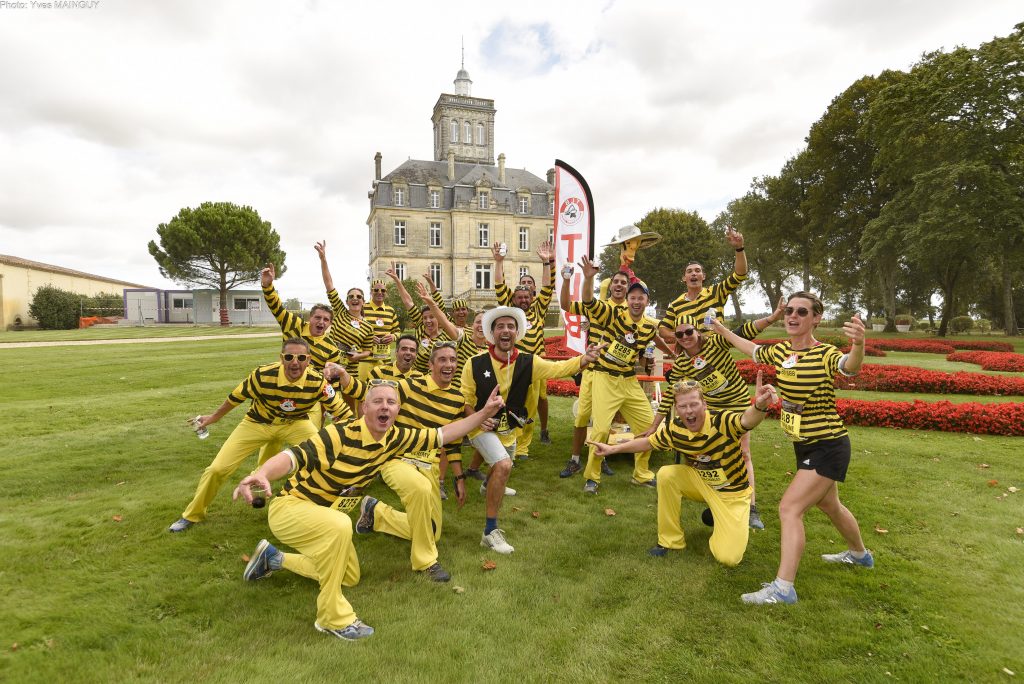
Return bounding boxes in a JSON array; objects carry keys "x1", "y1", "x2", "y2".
[
  {"x1": 148, "y1": 202, "x2": 286, "y2": 325},
  {"x1": 867, "y1": 25, "x2": 1024, "y2": 334}
]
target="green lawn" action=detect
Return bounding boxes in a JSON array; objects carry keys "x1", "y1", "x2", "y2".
[
  {"x1": 0, "y1": 324, "x2": 278, "y2": 343},
  {"x1": 1, "y1": 337, "x2": 1022, "y2": 682}
]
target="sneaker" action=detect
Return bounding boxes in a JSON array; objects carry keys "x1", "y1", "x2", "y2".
[
  {"x1": 601, "y1": 460, "x2": 615, "y2": 476},
  {"x1": 439, "y1": 482, "x2": 448, "y2": 501},
  {"x1": 243, "y1": 539, "x2": 281, "y2": 581},
  {"x1": 315, "y1": 619, "x2": 374, "y2": 641},
  {"x1": 630, "y1": 477, "x2": 656, "y2": 488},
  {"x1": 168, "y1": 518, "x2": 194, "y2": 533},
  {"x1": 423, "y1": 562, "x2": 451, "y2": 583},
  {"x1": 821, "y1": 549, "x2": 875, "y2": 568},
  {"x1": 356, "y1": 496, "x2": 378, "y2": 535},
  {"x1": 465, "y1": 468, "x2": 486, "y2": 481},
  {"x1": 539, "y1": 430, "x2": 552, "y2": 444},
  {"x1": 701, "y1": 508, "x2": 715, "y2": 527},
  {"x1": 648, "y1": 544, "x2": 672, "y2": 557},
  {"x1": 741, "y1": 581, "x2": 798, "y2": 605},
  {"x1": 583, "y1": 479, "x2": 598, "y2": 494},
  {"x1": 481, "y1": 528, "x2": 514, "y2": 554},
  {"x1": 559, "y1": 459, "x2": 582, "y2": 478},
  {"x1": 479, "y1": 482, "x2": 517, "y2": 497},
  {"x1": 516, "y1": 453, "x2": 529, "y2": 462},
  {"x1": 748, "y1": 504, "x2": 765, "y2": 530}
]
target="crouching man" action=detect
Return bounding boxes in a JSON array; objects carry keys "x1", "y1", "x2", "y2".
[{"x1": 589, "y1": 371, "x2": 777, "y2": 567}]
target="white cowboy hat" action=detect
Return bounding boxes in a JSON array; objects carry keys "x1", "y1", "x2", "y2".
[
  {"x1": 482, "y1": 306, "x2": 527, "y2": 345},
  {"x1": 603, "y1": 225, "x2": 661, "y2": 249}
]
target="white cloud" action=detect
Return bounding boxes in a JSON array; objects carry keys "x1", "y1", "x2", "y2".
[{"x1": 0, "y1": 0, "x2": 1020, "y2": 306}]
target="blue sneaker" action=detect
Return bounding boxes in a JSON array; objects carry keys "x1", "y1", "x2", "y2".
[
  {"x1": 748, "y1": 505, "x2": 765, "y2": 530},
  {"x1": 168, "y1": 518, "x2": 194, "y2": 533},
  {"x1": 356, "y1": 497, "x2": 378, "y2": 535},
  {"x1": 315, "y1": 619, "x2": 374, "y2": 641},
  {"x1": 648, "y1": 545, "x2": 673, "y2": 557},
  {"x1": 559, "y1": 459, "x2": 582, "y2": 478},
  {"x1": 630, "y1": 477, "x2": 656, "y2": 488},
  {"x1": 243, "y1": 539, "x2": 281, "y2": 581},
  {"x1": 741, "y1": 581, "x2": 798, "y2": 605},
  {"x1": 821, "y1": 549, "x2": 874, "y2": 568},
  {"x1": 583, "y1": 479, "x2": 598, "y2": 494}
]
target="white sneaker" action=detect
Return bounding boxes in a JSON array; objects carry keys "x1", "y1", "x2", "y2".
[
  {"x1": 479, "y1": 482, "x2": 517, "y2": 496},
  {"x1": 481, "y1": 528, "x2": 514, "y2": 554}
]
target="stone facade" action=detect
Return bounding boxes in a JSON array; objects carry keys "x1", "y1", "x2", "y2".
[{"x1": 367, "y1": 66, "x2": 555, "y2": 310}]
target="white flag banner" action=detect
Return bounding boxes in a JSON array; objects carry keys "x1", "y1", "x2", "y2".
[{"x1": 553, "y1": 160, "x2": 595, "y2": 355}]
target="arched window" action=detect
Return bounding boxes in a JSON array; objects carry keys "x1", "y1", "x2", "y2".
[
  {"x1": 450, "y1": 120, "x2": 458, "y2": 143},
  {"x1": 476, "y1": 123, "x2": 485, "y2": 145},
  {"x1": 464, "y1": 121, "x2": 471, "y2": 144}
]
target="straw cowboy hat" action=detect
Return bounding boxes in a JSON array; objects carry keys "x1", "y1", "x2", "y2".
[
  {"x1": 481, "y1": 306, "x2": 527, "y2": 344},
  {"x1": 603, "y1": 225, "x2": 661, "y2": 249}
]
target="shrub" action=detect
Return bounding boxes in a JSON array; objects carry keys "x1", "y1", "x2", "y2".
[
  {"x1": 917, "y1": 318, "x2": 933, "y2": 330},
  {"x1": 975, "y1": 318, "x2": 992, "y2": 334},
  {"x1": 82, "y1": 292, "x2": 124, "y2": 317},
  {"x1": 28, "y1": 285, "x2": 81, "y2": 330},
  {"x1": 950, "y1": 316, "x2": 974, "y2": 334},
  {"x1": 894, "y1": 314, "x2": 914, "y2": 326}
]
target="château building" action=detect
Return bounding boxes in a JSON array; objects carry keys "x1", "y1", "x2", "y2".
[{"x1": 366, "y1": 63, "x2": 555, "y2": 309}]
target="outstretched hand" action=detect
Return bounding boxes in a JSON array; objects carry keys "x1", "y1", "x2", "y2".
[
  {"x1": 482, "y1": 386, "x2": 505, "y2": 417},
  {"x1": 843, "y1": 313, "x2": 866, "y2": 346},
  {"x1": 753, "y1": 369, "x2": 778, "y2": 410},
  {"x1": 536, "y1": 240, "x2": 553, "y2": 262},
  {"x1": 725, "y1": 225, "x2": 744, "y2": 249},
  {"x1": 260, "y1": 263, "x2": 275, "y2": 288},
  {"x1": 314, "y1": 241, "x2": 327, "y2": 260},
  {"x1": 585, "y1": 440, "x2": 614, "y2": 458},
  {"x1": 233, "y1": 473, "x2": 271, "y2": 506},
  {"x1": 579, "y1": 255, "x2": 600, "y2": 279}
]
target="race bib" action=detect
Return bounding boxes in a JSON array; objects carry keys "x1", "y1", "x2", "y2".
[
  {"x1": 603, "y1": 339, "x2": 635, "y2": 366},
  {"x1": 496, "y1": 412, "x2": 513, "y2": 437},
  {"x1": 332, "y1": 489, "x2": 363, "y2": 513},
  {"x1": 696, "y1": 467, "x2": 728, "y2": 488},
  {"x1": 402, "y1": 450, "x2": 438, "y2": 467},
  {"x1": 373, "y1": 342, "x2": 391, "y2": 360},
  {"x1": 693, "y1": 363, "x2": 728, "y2": 395},
  {"x1": 780, "y1": 399, "x2": 804, "y2": 441}
]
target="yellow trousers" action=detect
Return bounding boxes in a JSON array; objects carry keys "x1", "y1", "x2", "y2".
[
  {"x1": 656, "y1": 464, "x2": 751, "y2": 567},
  {"x1": 515, "y1": 381, "x2": 543, "y2": 457},
  {"x1": 584, "y1": 372, "x2": 655, "y2": 484},
  {"x1": 372, "y1": 459, "x2": 442, "y2": 571},
  {"x1": 181, "y1": 416, "x2": 317, "y2": 522},
  {"x1": 574, "y1": 371, "x2": 594, "y2": 428},
  {"x1": 268, "y1": 495, "x2": 362, "y2": 629}
]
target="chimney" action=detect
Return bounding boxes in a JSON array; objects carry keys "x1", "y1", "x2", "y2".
[
  {"x1": 498, "y1": 153, "x2": 506, "y2": 185},
  {"x1": 448, "y1": 150, "x2": 456, "y2": 181},
  {"x1": 546, "y1": 167, "x2": 555, "y2": 185},
  {"x1": 374, "y1": 152, "x2": 382, "y2": 181}
]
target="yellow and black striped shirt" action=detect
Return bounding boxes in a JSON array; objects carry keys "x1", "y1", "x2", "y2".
[
  {"x1": 496, "y1": 266, "x2": 554, "y2": 356},
  {"x1": 660, "y1": 321, "x2": 760, "y2": 414},
  {"x1": 660, "y1": 271, "x2": 747, "y2": 333},
  {"x1": 406, "y1": 290, "x2": 447, "y2": 339},
  {"x1": 228, "y1": 363, "x2": 352, "y2": 424},
  {"x1": 281, "y1": 419, "x2": 441, "y2": 506},
  {"x1": 363, "y1": 301, "x2": 402, "y2": 362},
  {"x1": 453, "y1": 332, "x2": 486, "y2": 390},
  {"x1": 571, "y1": 298, "x2": 658, "y2": 377},
  {"x1": 262, "y1": 283, "x2": 342, "y2": 371},
  {"x1": 341, "y1": 375, "x2": 465, "y2": 463},
  {"x1": 754, "y1": 341, "x2": 848, "y2": 443},
  {"x1": 411, "y1": 331, "x2": 455, "y2": 375},
  {"x1": 369, "y1": 363, "x2": 422, "y2": 382},
  {"x1": 326, "y1": 289, "x2": 374, "y2": 373},
  {"x1": 648, "y1": 409, "x2": 750, "y2": 492}
]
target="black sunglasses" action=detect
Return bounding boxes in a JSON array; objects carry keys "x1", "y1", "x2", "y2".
[
  {"x1": 675, "y1": 328, "x2": 697, "y2": 338},
  {"x1": 785, "y1": 306, "x2": 811, "y2": 317}
]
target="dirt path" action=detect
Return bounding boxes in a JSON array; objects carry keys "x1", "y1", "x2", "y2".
[{"x1": 0, "y1": 332, "x2": 279, "y2": 349}]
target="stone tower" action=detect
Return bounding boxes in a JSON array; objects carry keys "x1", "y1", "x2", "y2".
[{"x1": 431, "y1": 56, "x2": 496, "y2": 165}]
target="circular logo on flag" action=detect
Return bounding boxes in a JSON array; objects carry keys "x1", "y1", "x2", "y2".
[{"x1": 559, "y1": 197, "x2": 584, "y2": 226}]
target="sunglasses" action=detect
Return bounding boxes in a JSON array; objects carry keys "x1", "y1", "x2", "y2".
[
  {"x1": 372, "y1": 288, "x2": 387, "y2": 293},
  {"x1": 675, "y1": 328, "x2": 697, "y2": 338},
  {"x1": 673, "y1": 379, "x2": 700, "y2": 392},
  {"x1": 433, "y1": 340, "x2": 457, "y2": 349},
  {"x1": 513, "y1": 285, "x2": 532, "y2": 293},
  {"x1": 785, "y1": 306, "x2": 812, "y2": 317},
  {"x1": 347, "y1": 294, "x2": 364, "y2": 300},
  {"x1": 367, "y1": 378, "x2": 399, "y2": 388},
  {"x1": 282, "y1": 353, "x2": 309, "y2": 362}
]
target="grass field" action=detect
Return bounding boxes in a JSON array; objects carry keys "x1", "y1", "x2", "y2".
[{"x1": 1, "y1": 334, "x2": 1022, "y2": 683}]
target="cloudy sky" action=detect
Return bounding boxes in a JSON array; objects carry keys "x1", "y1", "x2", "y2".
[{"x1": 1, "y1": 1, "x2": 1019, "y2": 306}]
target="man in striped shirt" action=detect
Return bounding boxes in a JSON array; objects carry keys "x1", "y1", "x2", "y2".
[
  {"x1": 360, "y1": 277, "x2": 402, "y2": 380},
  {"x1": 329, "y1": 342, "x2": 468, "y2": 581},
  {"x1": 493, "y1": 240, "x2": 556, "y2": 455},
  {"x1": 590, "y1": 372, "x2": 777, "y2": 567},
  {"x1": 233, "y1": 382, "x2": 505, "y2": 641},
  {"x1": 369, "y1": 334, "x2": 422, "y2": 382},
  {"x1": 168, "y1": 338, "x2": 351, "y2": 533},
  {"x1": 658, "y1": 226, "x2": 748, "y2": 348}
]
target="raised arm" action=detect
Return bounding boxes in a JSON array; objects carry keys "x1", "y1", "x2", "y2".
[
  {"x1": 416, "y1": 280, "x2": 458, "y2": 340},
  {"x1": 559, "y1": 264, "x2": 573, "y2": 312},
  {"x1": 840, "y1": 314, "x2": 867, "y2": 375},
  {"x1": 385, "y1": 263, "x2": 415, "y2": 311},
  {"x1": 710, "y1": 316, "x2": 757, "y2": 356},
  {"x1": 725, "y1": 226, "x2": 747, "y2": 277},
  {"x1": 492, "y1": 241, "x2": 506, "y2": 286},
  {"x1": 753, "y1": 297, "x2": 785, "y2": 333},
  {"x1": 537, "y1": 240, "x2": 553, "y2": 292},
  {"x1": 579, "y1": 255, "x2": 599, "y2": 304},
  {"x1": 740, "y1": 370, "x2": 778, "y2": 430},
  {"x1": 315, "y1": 240, "x2": 335, "y2": 293}
]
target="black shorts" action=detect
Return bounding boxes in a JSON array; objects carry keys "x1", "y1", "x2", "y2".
[{"x1": 793, "y1": 434, "x2": 851, "y2": 482}]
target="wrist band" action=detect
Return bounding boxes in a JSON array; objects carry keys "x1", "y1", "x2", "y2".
[
  {"x1": 454, "y1": 474, "x2": 466, "y2": 481},
  {"x1": 735, "y1": 247, "x2": 745, "y2": 252},
  {"x1": 754, "y1": 404, "x2": 768, "y2": 412}
]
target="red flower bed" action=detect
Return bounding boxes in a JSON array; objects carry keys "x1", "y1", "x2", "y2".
[
  {"x1": 834, "y1": 398, "x2": 1024, "y2": 436},
  {"x1": 950, "y1": 340, "x2": 1015, "y2": 352},
  {"x1": 547, "y1": 379, "x2": 581, "y2": 397},
  {"x1": 946, "y1": 351, "x2": 1024, "y2": 372},
  {"x1": 544, "y1": 336, "x2": 576, "y2": 360},
  {"x1": 733, "y1": 360, "x2": 1024, "y2": 395}
]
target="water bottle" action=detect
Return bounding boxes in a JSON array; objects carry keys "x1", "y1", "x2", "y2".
[
  {"x1": 561, "y1": 263, "x2": 574, "y2": 279},
  {"x1": 644, "y1": 342, "x2": 655, "y2": 359},
  {"x1": 704, "y1": 308, "x2": 716, "y2": 328},
  {"x1": 190, "y1": 416, "x2": 209, "y2": 440},
  {"x1": 498, "y1": 242, "x2": 508, "y2": 257}
]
